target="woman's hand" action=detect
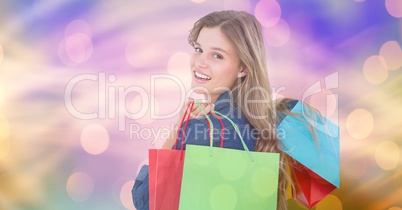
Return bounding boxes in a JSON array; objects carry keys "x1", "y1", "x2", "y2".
[
  {"x1": 186, "y1": 99, "x2": 215, "y2": 119},
  {"x1": 161, "y1": 99, "x2": 214, "y2": 150}
]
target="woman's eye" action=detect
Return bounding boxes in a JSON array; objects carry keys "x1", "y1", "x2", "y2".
[
  {"x1": 195, "y1": 47, "x2": 202, "y2": 53},
  {"x1": 213, "y1": 54, "x2": 223, "y2": 59}
]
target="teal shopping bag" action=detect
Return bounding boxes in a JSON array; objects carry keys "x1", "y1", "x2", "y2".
[
  {"x1": 277, "y1": 100, "x2": 340, "y2": 208},
  {"x1": 179, "y1": 106, "x2": 280, "y2": 210},
  {"x1": 278, "y1": 101, "x2": 339, "y2": 188}
]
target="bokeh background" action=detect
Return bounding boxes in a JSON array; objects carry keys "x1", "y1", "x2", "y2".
[{"x1": 0, "y1": 0, "x2": 401, "y2": 209}]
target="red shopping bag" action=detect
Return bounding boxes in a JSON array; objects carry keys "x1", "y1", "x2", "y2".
[
  {"x1": 148, "y1": 102, "x2": 193, "y2": 210},
  {"x1": 290, "y1": 158, "x2": 337, "y2": 209},
  {"x1": 148, "y1": 102, "x2": 225, "y2": 210},
  {"x1": 148, "y1": 149, "x2": 185, "y2": 210}
]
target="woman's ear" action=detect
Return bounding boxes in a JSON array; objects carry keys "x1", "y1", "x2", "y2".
[{"x1": 237, "y1": 67, "x2": 248, "y2": 78}]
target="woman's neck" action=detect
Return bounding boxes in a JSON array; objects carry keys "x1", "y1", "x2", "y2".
[{"x1": 209, "y1": 93, "x2": 220, "y2": 104}]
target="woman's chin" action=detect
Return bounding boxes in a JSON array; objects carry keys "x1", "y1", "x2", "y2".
[{"x1": 190, "y1": 84, "x2": 209, "y2": 94}]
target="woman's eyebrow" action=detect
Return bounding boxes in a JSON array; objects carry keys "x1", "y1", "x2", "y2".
[
  {"x1": 210, "y1": 47, "x2": 229, "y2": 55},
  {"x1": 194, "y1": 42, "x2": 229, "y2": 55}
]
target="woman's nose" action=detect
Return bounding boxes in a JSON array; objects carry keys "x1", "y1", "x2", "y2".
[{"x1": 195, "y1": 54, "x2": 207, "y2": 68}]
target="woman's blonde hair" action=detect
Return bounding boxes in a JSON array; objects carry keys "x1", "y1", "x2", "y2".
[{"x1": 189, "y1": 10, "x2": 291, "y2": 210}]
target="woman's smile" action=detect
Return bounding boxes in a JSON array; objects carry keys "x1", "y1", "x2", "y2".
[{"x1": 193, "y1": 70, "x2": 211, "y2": 82}]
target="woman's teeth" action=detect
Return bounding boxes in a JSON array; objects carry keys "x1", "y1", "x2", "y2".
[{"x1": 195, "y1": 71, "x2": 211, "y2": 80}]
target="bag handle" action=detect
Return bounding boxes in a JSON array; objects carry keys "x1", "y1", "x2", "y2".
[
  {"x1": 173, "y1": 101, "x2": 194, "y2": 161},
  {"x1": 210, "y1": 112, "x2": 225, "y2": 148},
  {"x1": 176, "y1": 101, "x2": 225, "y2": 146},
  {"x1": 195, "y1": 100, "x2": 254, "y2": 162},
  {"x1": 173, "y1": 101, "x2": 225, "y2": 160}
]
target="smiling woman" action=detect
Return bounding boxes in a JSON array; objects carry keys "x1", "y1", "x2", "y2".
[
  {"x1": 190, "y1": 27, "x2": 245, "y2": 102},
  {"x1": 132, "y1": 10, "x2": 292, "y2": 210}
]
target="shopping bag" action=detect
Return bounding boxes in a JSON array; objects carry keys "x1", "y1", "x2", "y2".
[
  {"x1": 179, "y1": 107, "x2": 280, "y2": 210},
  {"x1": 277, "y1": 100, "x2": 340, "y2": 208},
  {"x1": 148, "y1": 101, "x2": 194, "y2": 210},
  {"x1": 149, "y1": 149, "x2": 184, "y2": 210},
  {"x1": 290, "y1": 158, "x2": 337, "y2": 208},
  {"x1": 149, "y1": 102, "x2": 225, "y2": 210}
]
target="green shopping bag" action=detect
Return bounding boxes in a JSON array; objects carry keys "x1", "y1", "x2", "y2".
[{"x1": 179, "y1": 101, "x2": 280, "y2": 210}]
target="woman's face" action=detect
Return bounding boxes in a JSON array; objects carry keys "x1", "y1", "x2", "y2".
[{"x1": 190, "y1": 27, "x2": 244, "y2": 100}]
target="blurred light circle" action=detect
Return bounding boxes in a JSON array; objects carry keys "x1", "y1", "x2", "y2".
[
  {"x1": 65, "y1": 33, "x2": 93, "y2": 64},
  {"x1": 263, "y1": 19, "x2": 291, "y2": 47},
  {"x1": 224, "y1": 0, "x2": 251, "y2": 11},
  {"x1": 316, "y1": 195, "x2": 342, "y2": 210},
  {"x1": 379, "y1": 40, "x2": 402, "y2": 70},
  {"x1": 363, "y1": 55, "x2": 388, "y2": 85},
  {"x1": 389, "y1": 207, "x2": 402, "y2": 210},
  {"x1": 346, "y1": 109, "x2": 374, "y2": 139},
  {"x1": 65, "y1": 19, "x2": 93, "y2": 37},
  {"x1": 385, "y1": 0, "x2": 402, "y2": 18},
  {"x1": 120, "y1": 180, "x2": 135, "y2": 210},
  {"x1": 58, "y1": 38, "x2": 74, "y2": 66},
  {"x1": 191, "y1": 0, "x2": 207, "y2": 3},
  {"x1": 255, "y1": 0, "x2": 281, "y2": 28},
  {"x1": 66, "y1": 172, "x2": 94, "y2": 202},
  {"x1": 167, "y1": 52, "x2": 191, "y2": 87},
  {"x1": 375, "y1": 141, "x2": 399, "y2": 170},
  {"x1": 0, "y1": 44, "x2": 3, "y2": 64},
  {"x1": 80, "y1": 124, "x2": 110, "y2": 155}
]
